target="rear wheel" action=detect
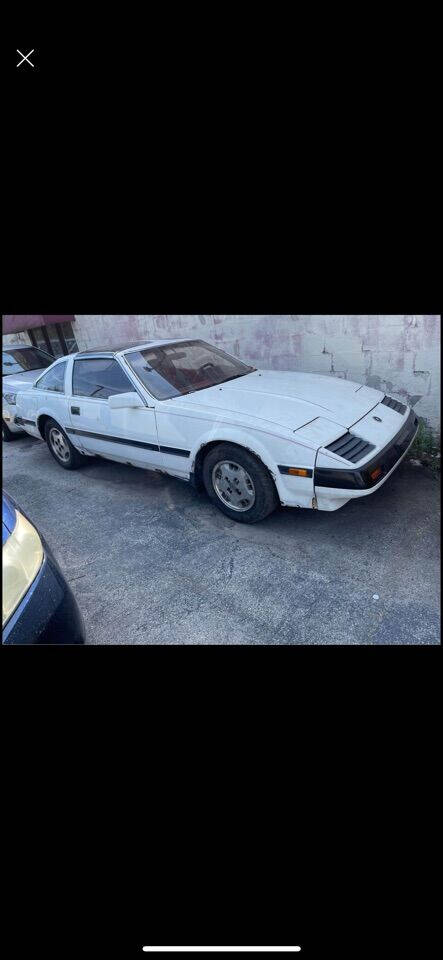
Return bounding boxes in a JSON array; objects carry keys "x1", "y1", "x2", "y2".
[
  {"x1": 44, "y1": 418, "x2": 86, "y2": 470},
  {"x1": 202, "y1": 443, "x2": 278, "y2": 523},
  {"x1": 2, "y1": 419, "x2": 16, "y2": 442}
]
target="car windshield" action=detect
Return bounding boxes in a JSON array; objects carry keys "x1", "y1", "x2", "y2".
[
  {"x1": 2, "y1": 347, "x2": 53, "y2": 376},
  {"x1": 125, "y1": 340, "x2": 256, "y2": 400}
]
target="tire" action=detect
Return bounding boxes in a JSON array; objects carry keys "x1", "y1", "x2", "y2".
[
  {"x1": 2, "y1": 419, "x2": 16, "y2": 442},
  {"x1": 44, "y1": 418, "x2": 86, "y2": 470},
  {"x1": 202, "y1": 443, "x2": 279, "y2": 523}
]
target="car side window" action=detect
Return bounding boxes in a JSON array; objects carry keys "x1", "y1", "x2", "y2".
[
  {"x1": 72, "y1": 358, "x2": 133, "y2": 400},
  {"x1": 34, "y1": 361, "x2": 68, "y2": 393}
]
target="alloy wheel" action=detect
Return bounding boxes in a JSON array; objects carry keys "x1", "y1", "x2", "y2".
[
  {"x1": 212, "y1": 459, "x2": 256, "y2": 512},
  {"x1": 49, "y1": 427, "x2": 70, "y2": 462}
]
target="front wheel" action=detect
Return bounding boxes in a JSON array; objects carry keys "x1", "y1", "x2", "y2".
[
  {"x1": 45, "y1": 419, "x2": 86, "y2": 470},
  {"x1": 202, "y1": 443, "x2": 278, "y2": 523}
]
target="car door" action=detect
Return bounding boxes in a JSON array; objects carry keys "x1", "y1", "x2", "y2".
[
  {"x1": 153, "y1": 398, "x2": 200, "y2": 478},
  {"x1": 67, "y1": 356, "x2": 163, "y2": 469}
]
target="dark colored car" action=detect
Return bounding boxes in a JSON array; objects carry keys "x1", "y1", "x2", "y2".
[{"x1": 2, "y1": 491, "x2": 85, "y2": 644}]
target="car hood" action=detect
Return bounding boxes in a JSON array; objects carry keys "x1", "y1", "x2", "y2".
[
  {"x1": 2, "y1": 369, "x2": 42, "y2": 389},
  {"x1": 178, "y1": 370, "x2": 384, "y2": 432}
]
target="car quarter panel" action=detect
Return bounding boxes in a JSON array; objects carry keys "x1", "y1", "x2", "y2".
[
  {"x1": 3, "y1": 370, "x2": 43, "y2": 434},
  {"x1": 14, "y1": 358, "x2": 72, "y2": 440},
  {"x1": 14, "y1": 391, "x2": 54, "y2": 439}
]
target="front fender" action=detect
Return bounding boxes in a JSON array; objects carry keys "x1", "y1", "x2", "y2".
[{"x1": 190, "y1": 425, "x2": 316, "y2": 508}]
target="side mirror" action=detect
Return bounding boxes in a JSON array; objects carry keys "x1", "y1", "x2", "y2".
[{"x1": 108, "y1": 391, "x2": 145, "y2": 410}]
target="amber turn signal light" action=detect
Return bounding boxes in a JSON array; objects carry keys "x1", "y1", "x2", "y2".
[
  {"x1": 288, "y1": 467, "x2": 309, "y2": 477},
  {"x1": 370, "y1": 466, "x2": 383, "y2": 481}
]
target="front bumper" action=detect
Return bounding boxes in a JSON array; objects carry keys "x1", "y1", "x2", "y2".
[{"x1": 314, "y1": 409, "x2": 419, "y2": 491}]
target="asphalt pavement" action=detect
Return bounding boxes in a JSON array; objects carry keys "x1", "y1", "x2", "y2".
[{"x1": 2, "y1": 432, "x2": 440, "y2": 643}]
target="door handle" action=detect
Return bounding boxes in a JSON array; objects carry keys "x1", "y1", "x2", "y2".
[{"x1": 71, "y1": 406, "x2": 80, "y2": 415}]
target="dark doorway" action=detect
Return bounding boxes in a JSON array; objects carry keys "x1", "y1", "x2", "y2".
[{"x1": 28, "y1": 318, "x2": 78, "y2": 357}]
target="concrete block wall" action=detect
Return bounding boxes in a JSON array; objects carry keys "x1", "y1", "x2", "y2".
[{"x1": 73, "y1": 315, "x2": 440, "y2": 433}]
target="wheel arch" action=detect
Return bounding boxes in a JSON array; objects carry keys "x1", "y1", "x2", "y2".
[
  {"x1": 37, "y1": 412, "x2": 54, "y2": 440},
  {"x1": 37, "y1": 411, "x2": 70, "y2": 440},
  {"x1": 190, "y1": 435, "x2": 281, "y2": 500}
]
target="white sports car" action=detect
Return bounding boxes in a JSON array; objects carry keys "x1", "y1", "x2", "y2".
[{"x1": 13, "y1": 338, "x2": 419, "y2": 523}]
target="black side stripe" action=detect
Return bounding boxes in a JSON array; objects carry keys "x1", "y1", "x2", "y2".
[
  {"x1": 14, "y1": 417, "x2": 36, "y2": 426},
  {"x1": 159, "y1": 445, "x2": 190, "y2": 458},
  {"x1": 65, "y1": 427, "x2": 190, "y2": 457}
]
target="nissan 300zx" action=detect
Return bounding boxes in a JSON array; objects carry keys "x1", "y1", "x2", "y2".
[{"x1": 13, "y1": 338, "x2": 419, "y2": 523}]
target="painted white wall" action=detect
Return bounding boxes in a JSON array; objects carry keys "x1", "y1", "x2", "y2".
[{"x1": 70, "y1": 314, "x2": 439, "y2": 433}]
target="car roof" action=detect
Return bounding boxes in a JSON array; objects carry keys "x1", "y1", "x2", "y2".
[
  {"x1": 74, "y1": 341, "x2": 155, "y2": 355},
  {"x1": 73, "y1": 338, "x2": 198, "y2": 358}
]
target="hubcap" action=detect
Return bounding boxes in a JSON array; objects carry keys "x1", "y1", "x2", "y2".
[
  {"x1": 49, "y1": 427, "x2": 70, "y2": 462},
  {"x1": 212, "y1": 460, "x2": 256, "y2": 512}
]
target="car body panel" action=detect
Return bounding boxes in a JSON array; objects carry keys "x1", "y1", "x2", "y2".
[
  {"x1": 66, "y1": 353, "x2": 161, "y2": 467},
  {"x1": 67, "y1": 398, "x2": 162, "y2": 469},
  {"x1": 314, "y1": 409, "x2": 419, "y2": 509},
  {"x1": 3, "y1": 371, "x2": 42, "y2": 432},
  {"x1": 10, "y1": 357, "x2": 69, "y2": 439},
  {"x1": 153, "y1": 403, "x2": 316, "y2": 506},
  {"x1": 171, "y1": 370, "x2": 384, "y2": 432},
  {"x1": 315, "y1": 404, "x2": 411, "y2": 466},
  {"x1": 2, "y1": 346, "x2": 54, "y2": 434},
  {"x1": 3, "y1": 369, "x2": 42, "y2": 389},
  {"x1": 315, "y1": 432, "x2": 417, "y2": 510},
  {"x1": 14, "y1": 339, "x2": 418, "y2": 515}
]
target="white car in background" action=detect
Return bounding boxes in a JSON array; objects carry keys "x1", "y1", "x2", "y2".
[
  {"x1": 13, "y1": 338, "x2": 419, "y2": 523},
  {"x1": 2, "y1": 345, "x2": 54, "y2": 441}
]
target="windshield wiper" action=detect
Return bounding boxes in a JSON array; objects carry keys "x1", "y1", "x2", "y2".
[
  {"x1": 216, "y1": 371, "x2": 255, "y2": 386},
  {"x1": 167, "y1": 370, "x2": 255, "y2": 398}
]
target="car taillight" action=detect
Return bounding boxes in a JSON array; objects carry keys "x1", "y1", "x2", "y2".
[{"x1": 2, "y1": 510, "x2": 44, "y2": 627}]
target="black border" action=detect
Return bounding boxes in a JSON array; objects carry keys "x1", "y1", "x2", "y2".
[
  {"x1": 3, "y1": 14, "x2": 441, "y2": 955},
  {"x1": 3, "y1": 314, "x2": 441, "y2": 960}
]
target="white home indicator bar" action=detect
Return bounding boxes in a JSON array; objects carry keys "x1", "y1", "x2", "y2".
[{"x1": 142, "y1": 950, "x2": 301, "y2": 954}]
